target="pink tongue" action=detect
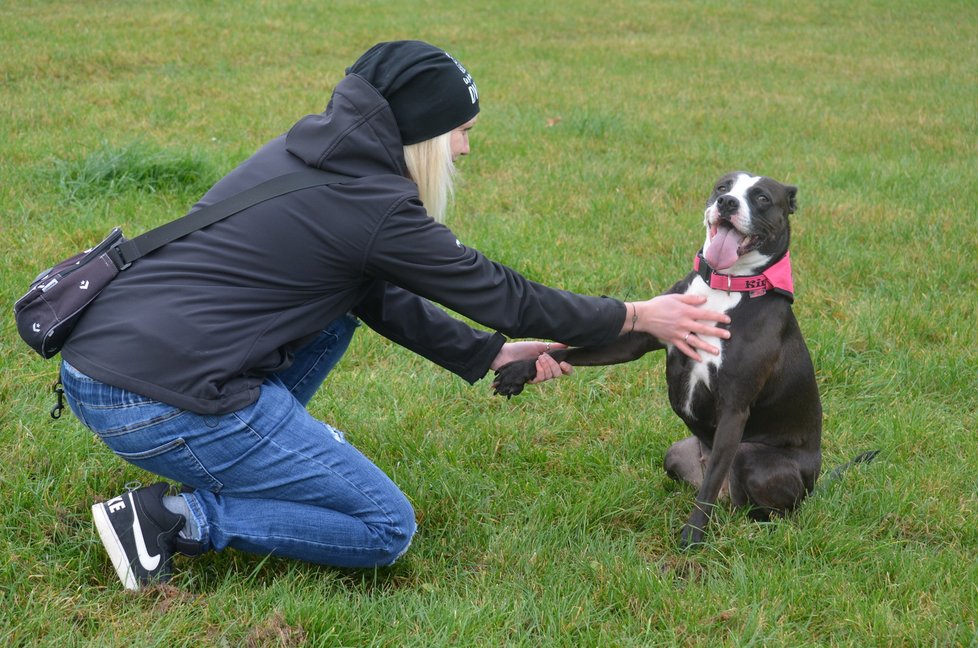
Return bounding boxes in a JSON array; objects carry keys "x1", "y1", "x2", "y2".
[{"x1": 705, "y1": 225, "x2": 745, "y2": 270}]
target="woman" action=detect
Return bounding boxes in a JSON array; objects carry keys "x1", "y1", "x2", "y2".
[{"x1": 60, "y1": 41, "x2": 730, "y2": 590}]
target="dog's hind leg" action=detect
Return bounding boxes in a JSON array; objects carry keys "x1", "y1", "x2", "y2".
[
  {"x1": 729, "y1": 443, "x2": 810, "y2": 521},
  {"x1": 663, "y1": 436, "x2": 729, "y2": 498}
]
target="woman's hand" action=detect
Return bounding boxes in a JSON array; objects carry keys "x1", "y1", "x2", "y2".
[
  {"x1": 491, "y1": 341, "x2": 573, "y2": 384},
  {"x1": 624, "y1": 295, "x2": 732, "y2": 361}
]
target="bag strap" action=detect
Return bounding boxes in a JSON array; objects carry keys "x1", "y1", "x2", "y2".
[{"x1": 107, "y1": 169, "x2": 354, "y2": 270}]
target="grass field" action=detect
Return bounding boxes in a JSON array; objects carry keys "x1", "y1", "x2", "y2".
[{"x1": 3, "y1": 1, "x2": 977, "y2": 645}]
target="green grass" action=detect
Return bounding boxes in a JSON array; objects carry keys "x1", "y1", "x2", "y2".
[
  {"x1": 52, "y1": 141, "x2": 217, "y2": 203},
  {"x1": 3, "y1": 0, "x2": 977, "y2": 645}
]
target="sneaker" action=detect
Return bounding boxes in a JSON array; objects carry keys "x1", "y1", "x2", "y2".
[{"x1": 91, "y1": 482, "x2": 185, "y2": 590}]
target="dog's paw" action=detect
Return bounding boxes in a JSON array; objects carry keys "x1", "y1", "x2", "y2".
[
  {"x1": 679, "y1": 522, "x2": 707, "y2": 550},
  {"x1": 491, "y1": 359, "x2": 538, "y2": 398},
  {"x1": 679, "y1": 502, "x2": 714, "y2": 549}
]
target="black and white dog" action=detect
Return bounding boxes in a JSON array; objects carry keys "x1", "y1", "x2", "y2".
[{"x1": 493, "y1": 171, "x2": 823, "y2": 547}]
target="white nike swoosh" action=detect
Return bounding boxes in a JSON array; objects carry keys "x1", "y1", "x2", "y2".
[{"x1": 128, "y1": 492, "x2": 161, "y2": 571}]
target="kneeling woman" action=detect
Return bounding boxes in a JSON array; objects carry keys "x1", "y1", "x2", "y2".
[{"x1": 60, "y1": 40, "x2": 730, "y2": 590}]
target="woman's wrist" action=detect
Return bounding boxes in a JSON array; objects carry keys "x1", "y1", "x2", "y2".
[{"x1": 622, "y1": 301, "x2": 640, "y2": 335}]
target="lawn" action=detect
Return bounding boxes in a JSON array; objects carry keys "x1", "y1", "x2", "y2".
[{"x1": 2, "y1": 0, "x2": 976, "y2": 645}]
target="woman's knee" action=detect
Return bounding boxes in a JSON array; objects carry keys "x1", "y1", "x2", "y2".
[{"x1": 376, "y1": 494, "x2": 417, "y2": 566}]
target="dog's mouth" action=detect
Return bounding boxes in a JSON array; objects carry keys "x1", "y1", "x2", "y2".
[{"x1": 706, "y1": 222, "x2": 760, "y2": 271}]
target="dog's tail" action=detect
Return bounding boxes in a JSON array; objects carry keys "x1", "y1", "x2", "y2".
[{"x1": 816, "y1": 449, "x2": 880, "y2": 490}]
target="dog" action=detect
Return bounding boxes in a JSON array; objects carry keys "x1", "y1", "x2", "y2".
[{"x1": 493, "y1": 171, "x2": 822, "y2": 547}]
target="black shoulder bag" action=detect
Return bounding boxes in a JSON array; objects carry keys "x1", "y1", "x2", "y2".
[{"x1": 15, "y1": 169, "x2": 353, "y2": 360}]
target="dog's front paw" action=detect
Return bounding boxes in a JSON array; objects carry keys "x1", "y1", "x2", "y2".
[
  {"x1": 679, "y1": 523, "x2": 706, "y2": 550},
  {"x1": 491, "y1": 359, "x2": 539, "y2": 398},
  {"x1": 680, "y1": 506, "x2": 710, "y2": 549}
]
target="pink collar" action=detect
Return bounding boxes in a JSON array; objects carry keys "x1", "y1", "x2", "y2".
[{"x1": 693, "y1": 252, "x2": 794, "y2": 301}]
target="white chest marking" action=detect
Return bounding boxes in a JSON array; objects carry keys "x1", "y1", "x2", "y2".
[{"x1": 677, "y1": 276, "x2": 741, "y2": 416}]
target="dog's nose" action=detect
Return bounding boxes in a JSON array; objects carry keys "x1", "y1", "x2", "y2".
[{"x1": 717, "y1": 195, "x2": 740, "y2": 216}]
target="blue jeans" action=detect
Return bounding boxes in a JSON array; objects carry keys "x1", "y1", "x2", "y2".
[{"x1": 61, "y1": 315, "x2": 416, "y2": 568}]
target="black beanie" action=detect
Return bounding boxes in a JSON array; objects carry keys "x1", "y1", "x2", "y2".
[{"x1": 347, "y1": 40, "x2": 480, "y2": 145}]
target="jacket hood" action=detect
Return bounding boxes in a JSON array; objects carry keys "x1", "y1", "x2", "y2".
[{"x1": 286, "y1": 74, "x2": 409, "y2": 178}]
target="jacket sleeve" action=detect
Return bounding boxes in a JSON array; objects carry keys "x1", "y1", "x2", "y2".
[
  {"x1": 352, "y1": 279, "x2": 506, "y2": 384},
  {"x1": 363, "y1": 197, "x2": 627, "y2": 347}
]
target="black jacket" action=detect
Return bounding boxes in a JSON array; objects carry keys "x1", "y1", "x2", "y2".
[{"x1": 62, "y1": 74, "x2": 626, "y2": 414}]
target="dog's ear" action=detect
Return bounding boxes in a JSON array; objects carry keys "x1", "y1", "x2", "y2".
[{"x1": 785, "y1": 185, "x2": 798, "y2": 215}]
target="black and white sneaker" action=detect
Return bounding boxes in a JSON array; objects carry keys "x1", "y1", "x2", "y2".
[{"x1": 91, "y1": 482, "x2": 185, "y2": 590}]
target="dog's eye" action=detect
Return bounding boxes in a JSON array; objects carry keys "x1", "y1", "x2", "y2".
[
  {"x1": 716, "y1": 185, "x2": 727, "y2": 193},
  {"x1": 756, "y1": 194, "x2": 770, "y2": 204}
]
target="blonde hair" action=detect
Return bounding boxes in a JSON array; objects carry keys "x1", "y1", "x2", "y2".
[{"x1": 403, "y1": 131, "x2": 456, "y2": 223}]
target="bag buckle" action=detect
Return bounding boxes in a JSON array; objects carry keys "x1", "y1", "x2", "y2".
[{"x1": 107, "y1": 246, "x2": 132, "y2": 271}]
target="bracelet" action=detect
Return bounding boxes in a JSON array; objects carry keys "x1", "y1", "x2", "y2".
[{"x1": 629, "y1": 303, "x2": 638, "y2": 333}]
